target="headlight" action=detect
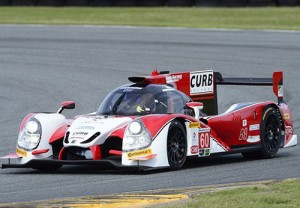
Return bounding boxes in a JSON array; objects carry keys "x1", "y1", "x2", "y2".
[
  {"x1": 128, "y1": 121, "x2": 142, "y2": 135},
  {"x1": 123, "y1": 119, "x2": 152, "y2": 151},
  {"x1": 17, "y1": 118, "x2": 42, "y2": 151}
]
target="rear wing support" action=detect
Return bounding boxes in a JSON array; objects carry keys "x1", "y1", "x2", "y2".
[{"x1": 213, "y1": 71, "x2": 283, "y2": 114}]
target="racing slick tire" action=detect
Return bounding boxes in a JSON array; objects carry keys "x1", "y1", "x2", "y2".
[
  {"x1": 242, "y1": 106, "x2": 281, "y2": 159},
  {"x1": 167, "y1": 120, "x2": 187, "y2": 170}
]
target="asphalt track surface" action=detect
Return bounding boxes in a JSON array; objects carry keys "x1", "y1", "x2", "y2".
[{"x1": 0, "y1": 25, "x2": 299, "y2": 203}]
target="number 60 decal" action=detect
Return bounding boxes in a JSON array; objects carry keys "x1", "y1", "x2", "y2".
[
  {"x1": 239, "y1": 128, "x2": 248, "y2": 140},
  {"x1": 199, "y1": 132, "x2": 210, "y2": 148}
]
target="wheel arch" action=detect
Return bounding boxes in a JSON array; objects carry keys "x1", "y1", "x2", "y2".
[
  {"x1": 261, "y1": 104, "x2": 285, "y2": 148},
  {"x1": 262, "y1": 103, "x2": 284, "y2": 131}
]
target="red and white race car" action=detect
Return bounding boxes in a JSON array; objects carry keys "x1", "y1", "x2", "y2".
[{"x1": 1, "y1": 70, "x2": 297, "y2": 171}]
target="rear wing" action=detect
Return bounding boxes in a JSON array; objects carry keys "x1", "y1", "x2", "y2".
[
  {"x1": 214, "y1": 71, "x2": 283, "y2": 114},
  {"x1": 128, "y1": 70, "x2": 283, "y2": 116}
]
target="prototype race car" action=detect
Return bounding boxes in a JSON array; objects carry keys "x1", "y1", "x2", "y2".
[{"x1": 1, "y1": 70, "x2": 297, "y2": 171}]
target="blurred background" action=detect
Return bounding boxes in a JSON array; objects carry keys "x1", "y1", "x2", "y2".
[{"x1": 0, "y1": 0, "x2": 299, "y2": 7}]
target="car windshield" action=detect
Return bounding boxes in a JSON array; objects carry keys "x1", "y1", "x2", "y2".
[{"x1": 97, "y1": 84, "x2": 191, "y2": 116}]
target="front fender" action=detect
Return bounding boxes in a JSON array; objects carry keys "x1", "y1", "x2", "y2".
[
  {"x1": 17, "y1": 113, "x2": 67, "y2": 164},
  {"x1": 122, "y1": 122, "x2": 171, "y2": 168}
]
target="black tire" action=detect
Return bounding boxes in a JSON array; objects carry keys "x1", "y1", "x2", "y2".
[
  {"x1": 242, "y1": 106, "x2": 281, "y2": 159},
  {"x1": 167, "y1": 120, "x2": 187, "y2": 169}
]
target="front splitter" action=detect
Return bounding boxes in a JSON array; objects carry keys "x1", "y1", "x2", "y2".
[{"x1": 1, "y1": 159, "x2": 142, "y2": 171}]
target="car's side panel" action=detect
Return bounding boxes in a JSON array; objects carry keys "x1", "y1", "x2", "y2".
[
  {"x1": 185, "y1": 121, "x2": 228, "y2": 157},
  {"x1": 207, "y1": 102, "x2": 276, "y2": 148}
]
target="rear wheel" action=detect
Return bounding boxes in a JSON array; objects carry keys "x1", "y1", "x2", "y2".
[
  {"x1": 242, "y1": 106, "x2": 281, "y2": 159},
  {"x1": 167, "y1": 121, "x2": 187, "y2": 169}
]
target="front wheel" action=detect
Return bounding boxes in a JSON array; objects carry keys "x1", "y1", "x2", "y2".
[{"x1": 167, "y1": 120, "x2": 187, "y2": 170}]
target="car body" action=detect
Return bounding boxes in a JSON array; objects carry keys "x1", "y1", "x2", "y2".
[{"x1": 1, "y1": 70, "x2": 297, "y2": 171}]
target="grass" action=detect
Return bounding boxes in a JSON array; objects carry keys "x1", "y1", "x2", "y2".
[
  {"x1": 165, "y1": 179, "x2": 300, "y2": 208},
  {"x1": 0, "y1": 7, "x2": 300, "y2": 30}
]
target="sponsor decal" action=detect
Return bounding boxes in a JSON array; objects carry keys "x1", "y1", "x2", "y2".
[
  {"x1": 284, "y1": 113, "x2": 290, "y2": 120},
  {"x1": 190, "y1": 71, "x2": 213, "y2": 95},
  {"x1": 199, "y1": 149, "x2": 210, "y2": 157},
  {"x1": 199, "y1": 132, "x2": 210, "y2": 149},
  {"x1": 70, "y1": 136, "x2": 84, "y2": 140},
  {"x1": 76, "y1": 126, "x2": 95, "y2": 130},
  {"x1": 239, "y1": 128, "x2": 248, "y2": 140},
  {"x1": 246, "y1": 136, "x2": 260, "y2": 143},
  {"x1": 199, "y1": 127, "x2": 210, "y2": 133},
  {"x1": 16, "y1": 148, "x2": 27, "y2": 157},
  {"x1": 189, "y1": 122, "x2": 200, "y2": 128},
  {"x1": 242, "y1": 119, "x2": 247, "y2": 127},
  {"x1": 166, "y1": 74, "x2": 183, "y2": 83},
  {"x1": 249, "y1": 124, "x2": 260, "y2": 131},
  {"x1": 198, "y1": 130, "x2": 211, "y2": 157},
  {"x1": 193, "y1": 132, "x2": 197, "y2": 140},
  {"x1": 72, "y1": 132, "x2": 88, "y2": 136},
  {"x1": 122, "y1": 86, "x2": 142, "y2": 91},
  {"x1": 191, "y1": 146, "x2": 199, "y2": 154},
  {"x1": 278, "y1": 85, "x2": 283, "y2": 97},
  {"x1": 285, "y1": 126, "x2": 293, "y2": 134},
  {"x1": 127, "y1": 148, "x2": 152, "y2": 159}
]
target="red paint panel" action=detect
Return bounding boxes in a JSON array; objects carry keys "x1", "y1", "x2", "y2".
[
  {"x1": 187, "y1": 102, "x2": 203, "y2": 107},
  {"x1": 49, "y1": 124, "x2": 68, "y2": 144},
  {"x1": 199, "y1": 131, "x2": 210, "y2": 149},
  {"x1": 61, "y1": 101, "x2": 75, "y2": 107},
  {"x1": 273, "y1": 71, "x2": 283, "y2": 98},
  {"x1": 90, "y1": 145, "x2": 101, "y2": 160},
  {"x1": 207, "y1": 102, "x2": 273, "y2": 147},
  {"x1": 109, "y1": 126, "x2": 126, "y2": 139},
  {"x1": 1, "y1": 153, "x2": 21, "y2": 159},
  {"x1": 32, "y1": 149, "x2": 49, "y2": 155},
  {"x1": 140, "y1": 115, "x2": 174, "y2": 138},
  {"x1": 58, "y1": 147, "x2": 65, "y2": 160},
  {"x1": 19, "y1": 113, "x2": 35, "y2": 132},
  {"x1": 141, "y1": 114, "x2": 198, "y2": 139},
  {"x1": 109, "y1": 150, "x2": 122, "y2": 156}
]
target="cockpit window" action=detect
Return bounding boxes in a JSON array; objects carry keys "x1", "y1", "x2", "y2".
[{"x1": 97, "y1": 84, "x2": 191, "y2": 116}]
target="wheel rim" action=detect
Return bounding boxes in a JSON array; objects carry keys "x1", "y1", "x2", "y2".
[
  {"x1": 167, "y1": 126, "x2": 186, "y2": 166},
  {"x1": 264, "y1": 114, "x2": 280, "y2": 152}
]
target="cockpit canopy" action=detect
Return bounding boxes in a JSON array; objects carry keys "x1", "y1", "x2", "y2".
[{"x1": 97, "y1": 84, "x2": 192, "y2": 116}]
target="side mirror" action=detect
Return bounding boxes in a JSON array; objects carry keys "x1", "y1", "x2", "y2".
[
  {"x1": 57, "y1": 101, "x2": 75, "y2": 114},
  {"x1": 186, "y1": 102, "x2": 203, "y2": 110},
  {"x1": 186, "y1": 102, "x2": 203, "y2": 120}
]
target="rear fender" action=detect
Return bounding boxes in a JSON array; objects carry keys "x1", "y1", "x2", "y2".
[
  {"x1": 277, "y1": 103, "x2": 297, "y2": 147},
  {"x1": 260, "y1": 103, "x2": 296, "y2": 148}
]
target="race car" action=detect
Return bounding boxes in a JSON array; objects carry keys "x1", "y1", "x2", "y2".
[{"x1": 1, "y1": 70, "x2": 297, "y2": 171}]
